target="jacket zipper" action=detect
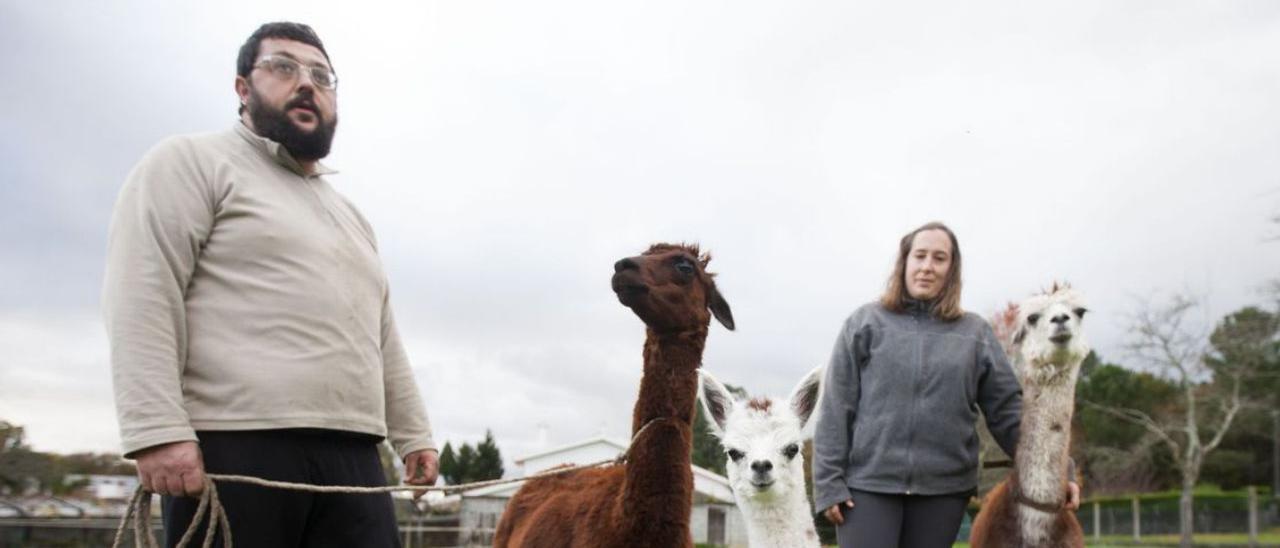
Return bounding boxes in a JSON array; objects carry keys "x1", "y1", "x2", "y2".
[{"x1": 904, "y1": 310, "x2": 922, "y2": 495}]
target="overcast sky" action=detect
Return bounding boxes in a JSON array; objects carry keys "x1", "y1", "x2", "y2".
[{"x1": 2, "y1": 2, "x2": 1278, "y2": 471}]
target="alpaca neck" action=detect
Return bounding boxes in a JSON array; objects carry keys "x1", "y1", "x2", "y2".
[
  {"x1": 1015, "y1": 362, "x2": 1078, "y2": 503},
  {"x1": 620, "y1": 326, "x2": 706, "y2": 541},
  {"x1": 738, "y1": 478, "x2": 820, "y2": 547},
  {"x1": 1014, "y1": 357, "x2": 1080, "y2": 543},
  {"x1": 631, "y1": 327, "x2": 706, "y2": 434}
]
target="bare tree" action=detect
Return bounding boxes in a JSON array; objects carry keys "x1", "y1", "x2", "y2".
[{"x1": 1083, "y1": 295, "x2": 1244, "y2": 548}]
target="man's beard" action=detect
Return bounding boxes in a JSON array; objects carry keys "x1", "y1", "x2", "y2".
[{"x1": 246, "y1": 88, "x2": 338, "y2": 161}]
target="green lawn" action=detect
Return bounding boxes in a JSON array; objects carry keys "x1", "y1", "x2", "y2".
[{"x1": 948, "y1": 530, "x2": 1280, "y2": 547}]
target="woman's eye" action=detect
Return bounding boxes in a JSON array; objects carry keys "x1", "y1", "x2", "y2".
[{"x1": 727, "y1": 449, "x2": 745, "y2": 462}]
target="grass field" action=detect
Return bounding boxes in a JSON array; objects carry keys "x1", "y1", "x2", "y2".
[{"x1": 947, "y1": 529, "x2": 1280, "y2": 547}]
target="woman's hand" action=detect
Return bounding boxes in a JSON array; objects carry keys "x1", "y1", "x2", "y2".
[{"x1": 824, "y1": 499, "x2": 855, "y2": 525}]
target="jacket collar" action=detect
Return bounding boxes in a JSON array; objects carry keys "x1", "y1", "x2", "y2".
[{"x1": 902, "y1": 296, "x2": 936, "y2": 316}]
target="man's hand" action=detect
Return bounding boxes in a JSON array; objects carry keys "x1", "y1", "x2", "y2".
[
  {"x1": 135, "y1": 441, "x2": 205, "y2": 497},
  {"x1": 1065, "y1": 481, "x2": 1081, "y2": 510},
  {"x1": 404, "y1": 449, "x2": 440, "y2": 501},
  {"x1": 823, "y1": 499, "x2": 855, "y2": 525}
]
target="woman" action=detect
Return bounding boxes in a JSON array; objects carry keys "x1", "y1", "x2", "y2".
[{"x1": 811, "y1": 221, "x2": 1079, "y2": 547}]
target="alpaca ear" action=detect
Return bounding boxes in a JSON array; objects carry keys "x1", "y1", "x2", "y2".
[
  {"x1": 789, "y1": 365, "x2": 823, "y2": 435},
  {"x1": 707, "y1": 285, "x2": 735, "y2": 331},
  {"x1": 1012, "y1": 326, "x2": 1027, "y2": 346},
  {"x1": 698, "y1": 370, "x2": 734, "y2": 435}
]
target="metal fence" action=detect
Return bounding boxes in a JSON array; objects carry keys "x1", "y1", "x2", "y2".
[{"x1": 1078, "y1": 488, "x2": 1278, "y2": 542}]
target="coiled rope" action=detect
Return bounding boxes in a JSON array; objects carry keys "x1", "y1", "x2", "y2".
[{"x1": 111, "y1": 417, "x2": 673, "y2": 547}]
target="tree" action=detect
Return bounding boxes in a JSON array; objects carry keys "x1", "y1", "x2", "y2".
[
  {"x1": 1075, "y1": 356, "x2": 1180, "y2": 493},
  {"x1": 438, "y1": 431, "x2": 506, "y2": 486},
  {"x1": 439, "y1": 442, "x2": 458, "y2": 485},
  {"x1": 0, "y1": 420, "x2": 53, "y2": 494},
  {"x1": 1205, "y1": 306, "x2": 1280, "y2": 494},
  {"x1": 692, "y1": 404, "x2": 726, "y2": 476},
  {"x1": 471, "y1": 430, "x2": 505, "y2": 481},
  {"x1": 1083, "y1": 295, "x2": 1248, "y2": 548}
]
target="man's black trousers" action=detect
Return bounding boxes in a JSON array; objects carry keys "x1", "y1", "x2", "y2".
[{"x1": 162, "y1": 429, "x2": 401, "y2": 548}]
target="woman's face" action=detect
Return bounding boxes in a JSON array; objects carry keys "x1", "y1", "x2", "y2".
[{"x1": 904, "y1": 229, "x2": 953, "y2": 300}]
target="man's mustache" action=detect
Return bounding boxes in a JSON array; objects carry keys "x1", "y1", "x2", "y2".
[{"x1": 285, "y1": 94, "x2": 319, "y2": 116}]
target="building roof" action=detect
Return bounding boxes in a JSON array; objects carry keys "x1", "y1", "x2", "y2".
[
  {"x1": 513, "y1": 435, "x2": 627, "y2": 465},
  {"x1": 462, "y1": 435, "x2": 733, "y2": 503}
]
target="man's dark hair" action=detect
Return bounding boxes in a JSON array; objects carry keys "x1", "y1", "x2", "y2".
[{"x1": 236, "y1": 22, "x2": 332, "y2": 114}]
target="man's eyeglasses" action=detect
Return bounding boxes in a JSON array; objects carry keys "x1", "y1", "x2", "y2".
[{"x1": 254, "y1": 55, "x2": 338, "y2": 90}]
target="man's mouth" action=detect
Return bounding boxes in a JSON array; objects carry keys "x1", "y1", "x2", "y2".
[{"x1": 287, "y1": 100, "x2": 319, "y2": 118}]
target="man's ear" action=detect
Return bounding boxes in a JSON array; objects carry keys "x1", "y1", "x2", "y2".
[{"x1": 235, "y1": 76, "x2": 251, "y2": 107}]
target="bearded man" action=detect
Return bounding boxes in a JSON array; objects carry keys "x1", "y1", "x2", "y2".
[{"x1": 103, "y1": 22, "x2": 437, "y2": 547}]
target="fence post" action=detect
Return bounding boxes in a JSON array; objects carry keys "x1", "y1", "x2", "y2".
[
  {"x1": 1132, "y1": 496, "x2": 1141, "y2": 543},
  {"x1": 1249, "y1": 486, "x2": 1259, "y2": 548},
  {"x1": 1093, "y1": 501, "x2": 1101, "y2": 541}
]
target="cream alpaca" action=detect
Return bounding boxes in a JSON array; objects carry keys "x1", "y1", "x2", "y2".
[
  {"x1": 698, "y1": 367, "x2": 823, "y2": 548},
  {"x1": 971, "y1": 284, "x2": 1089, "y2": 548}
]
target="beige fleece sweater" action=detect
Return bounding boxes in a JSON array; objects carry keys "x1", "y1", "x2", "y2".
[{"x1": 103, "y1": 123, "x2": 434, "y2": 458}]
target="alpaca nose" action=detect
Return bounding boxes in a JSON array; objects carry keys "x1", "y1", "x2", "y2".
[
  {"x1": 614, "y1": 258, "x2": 638, "y2": 273},
  {"x1": 1050, "y1": 314, "x2": 1071, "y2": 325},
  {"x1": 750, "y1": 460, "x2": 772, "y2": 474}
]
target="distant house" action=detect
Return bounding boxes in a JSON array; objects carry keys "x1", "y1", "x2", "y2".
[
  {"x1": 63, "y1": 475, "x2": 138, "y2": 501},
  {"x1": 456, "y1": 436, "x2": 748, "y2": 547}
]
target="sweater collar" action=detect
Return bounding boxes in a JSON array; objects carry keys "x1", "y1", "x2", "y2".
[
  {"x1": 233, "y1": 121, "x2": 338, "y2": 178},
  {"x1": 902, "y1": 296, "x2": 936, "y2": 316}
]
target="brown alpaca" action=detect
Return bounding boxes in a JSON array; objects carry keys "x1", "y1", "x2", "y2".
[
  {"x1": 971, "y1": 285, "x2": 1089, "y2": 548},
  {"x1": 493, "y1": 243, "x2": 735, "y2": 548}
]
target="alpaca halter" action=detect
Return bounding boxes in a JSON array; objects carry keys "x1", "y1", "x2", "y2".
[{"x1": 1015, "y1": 488, "x2": 1065, "y2": 513}]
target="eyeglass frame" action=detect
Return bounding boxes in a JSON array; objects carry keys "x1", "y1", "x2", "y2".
[{"x1": 253, "y1": 55, "x2": 339, "y2": 90}]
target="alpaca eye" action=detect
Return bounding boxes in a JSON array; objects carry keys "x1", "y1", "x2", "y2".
[
  {"x1": 1073, "y1": 307, "x2": 1087, "y2": 319},
  {"x1": 1027, "y1": 313, "x2": 1041, "y2": 326},
  {"x1": 674, "y1": 259, "x2": 695, "y2": 275},
  {"x1": 727, "y1": 449, "x2": 745, "y2": 462},
  {"x1": 782, "y1": 443, "x2": 799, "y2": 460}
]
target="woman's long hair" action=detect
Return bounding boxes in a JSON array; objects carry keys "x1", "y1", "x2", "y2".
[{"x1": 879, "y1": 221, "x2": 964, "y2": 321}]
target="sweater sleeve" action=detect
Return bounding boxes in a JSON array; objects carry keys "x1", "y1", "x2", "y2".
[
  {"x1": 380, "y1": 289, "x2": 436, "y2": 459},
  {"x1": 812, "y1": 313, "x2": 865, "y2": 512},
  {"x1": 103, "y1": 138, "x2": 213, "y2": 457},
  {"x1": 977, "y1": 323, "x2": 1022, "y2": 458}
]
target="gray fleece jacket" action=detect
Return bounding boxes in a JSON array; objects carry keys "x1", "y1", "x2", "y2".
[{"x1": 812, "y1": 300, "x2": 1022, "y2": 511}]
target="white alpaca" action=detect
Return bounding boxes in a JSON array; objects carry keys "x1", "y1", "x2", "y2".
[
  {"x1": 971, "y1": 284, "x2": 1089, "y2": 548},
  {"x1": 698, "y1": 366, "x2": 823, "y2": 548}
]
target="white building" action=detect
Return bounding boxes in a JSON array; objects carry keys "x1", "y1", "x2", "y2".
[
  {"x1": 457, "y1": 436, "x2": 748, "y2": 547},
  {"x1": 63, "y1": 474, "x2": 139, "y2": 501}
]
